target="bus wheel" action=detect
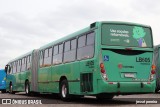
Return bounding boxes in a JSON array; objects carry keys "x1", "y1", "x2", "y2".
[
  {"x1": 60, "y1": 79, "x2": 70, "y2": 101},
  {"x1": 155, "y1": 88, "x2": 159, "y2": 93},
  {"x1": 25, "y1": 81, "x2": 30, "y2": 95},
  {"x1": 9, "y1": 84, "x2": 15, "y2": 94},
  {"x1": 1, "y1": 90, "x2": 6, "y2": 93}
]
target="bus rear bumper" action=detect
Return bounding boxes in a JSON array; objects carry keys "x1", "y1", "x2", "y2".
[{"x1": 97, "y1": 80, "x2": 156, "y2": 94}]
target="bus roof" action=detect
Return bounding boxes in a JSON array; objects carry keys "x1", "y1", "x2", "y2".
[
  {"x1": 100, "y1": 21, "x2": 151, "y2": 28},
  {"x1": 8, "y1": 50, "x2": 34, "y2": 64}
]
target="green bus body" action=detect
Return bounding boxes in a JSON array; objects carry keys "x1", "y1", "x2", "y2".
[{"x1": 6, "y1": 21, "x2": 156, "y2": 98}]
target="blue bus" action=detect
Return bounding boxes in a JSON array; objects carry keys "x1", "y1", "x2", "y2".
[{"x1": 0, "y1": 69, "x2": 6, "y2": 93}]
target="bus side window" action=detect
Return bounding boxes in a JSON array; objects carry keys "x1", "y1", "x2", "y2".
[
  {"x1": 86, "y1": 32, "x2": 95, "y2": 58},
  {"x1": 64, "y1": 40, "x2": 71, "y2": 63},
  {"x1": 17, "y1": 60, "x2": 19, "y2": 72},
  {"x1": 59, "y1": 44, "x2": 63, "y2": 54},
  {"x1": 49, "y1": 47, "x2": 53, "y2": 64},
  {"x1": 10, "y1": 63, "x2": 13, "y2": 74},
  {"x1": 64, "y1": 39, "x2": 77, "y2": 63},
  {"x1": 19, "y1": 60, "x2": 21, "y2": 72},
  {"x1": 71, "y1": 39, "x2": 77, "y2": 61},
  {"x1": 26, "y1": 55, "x2": 31, "y2": 70},
  {"x1": 53, "y1": 44, "x2": 63, "y2": 65},
  {"x1": 77, "y1": 32, "x2": 95, "y2": 60},
  {"x1": 77, "y1": 35, "x2": 86, "y2": 60},
  {"x1": 40, "y1": 50, "x2": 44, "y2": 67},
  {"x1": 71, "y1": 39, "x2": 77, "y2": 50},
  {"x1": 49, "y1": 48, "x2": 52, "y2": 57},
  {"x1": 78, "y1": 35, "x2": 86, "y2": 48},
  {"x1": 54, "y1": 45, "x2": 58, "y2": 55},
  {"x1": 17, "y1": 59, "x2": 22, "y2": 72},
  {"x1": 58, "y1": 43, "x2": 63, "y2": 63},
  {"x1": 21, "y1": 57, "x2": 26, "y2": 71},
  {"x1": 44, "y1": 49, "x2": 48, "y2": 66},
  {"x1": 12, "y1": 62, "x2": 15, "y2": 73},
  {"x1": 44, "y1": 48, "x2": 52, "y2": 67},
  {"x1": 53, "y1": 45, "x2": 58, "y2": 64},
  {"x1": 13, "y1": 61, "x2": 17, "y2": 73},
  {"x1": 87, "y1": 32, "x2": 95, "y2": 45},
  {"x1": 64, "y1": 41, "x2": 70, "y2": 52}
]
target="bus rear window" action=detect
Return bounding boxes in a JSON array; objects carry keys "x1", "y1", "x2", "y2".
[{"x1": 101, "y1": 24, "x2": 153, "y2": 48}]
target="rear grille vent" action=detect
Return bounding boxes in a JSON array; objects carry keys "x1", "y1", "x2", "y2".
[{"x1": 80, "y1": 73, "x2": 93, "y2": 92}]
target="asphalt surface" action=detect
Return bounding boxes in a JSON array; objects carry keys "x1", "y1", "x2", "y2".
[{"x1": 0, "y1": 91, "x2": 160, "y2": 107}]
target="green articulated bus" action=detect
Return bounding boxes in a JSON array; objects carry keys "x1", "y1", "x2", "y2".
[{"x1": 5, "y1": 21, "x2": 156, "y2": 100}]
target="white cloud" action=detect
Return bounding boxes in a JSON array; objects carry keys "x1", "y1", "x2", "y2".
[{"x1": 0, "y1": 0, "x2": 160, "y2": 68}]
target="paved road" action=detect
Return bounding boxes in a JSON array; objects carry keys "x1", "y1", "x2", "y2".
[{"x1": 0, "y1": 91, "x2": 160, "y2": 107}]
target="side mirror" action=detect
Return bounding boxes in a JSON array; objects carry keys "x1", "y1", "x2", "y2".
[{"x1": 5, "y1": 65, "x2": 8, "y2": 73}]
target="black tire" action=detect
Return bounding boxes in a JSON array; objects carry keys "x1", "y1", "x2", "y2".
[
  {"x1": 59, "y1": 79, "x2": 70, "y2": 101},
  {"x1": 9, "y1": 84, "x2": 15, "y2": 94},
  {"x1": 155, "y1": 79, "x2": 160, "y2": 93},
  {"x1": 25, "y1": 81, "x2": 30, "y2": 95},
  {"x1": 1, "y1": 90, "x2": 6, "y2": 93},
  {"x1": 155, "y1": 88, "x2": 159, "y2": 93}
]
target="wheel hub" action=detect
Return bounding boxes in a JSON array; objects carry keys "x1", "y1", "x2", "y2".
[{"x1": 62, "y1": 85, "x2": 67, "y2": 98}]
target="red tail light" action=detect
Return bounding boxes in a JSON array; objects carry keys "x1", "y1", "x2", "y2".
[
  {"x1": 151, "y1": 70, "x2": 155, "y2": 74},
  {"x1": 100, "y1": 63, "x2": 105, "y2": 73},
  {"x1": 151, "y1": 65, "x2": 156, "y2": 74},
  {"x1": 100, "y1": 63, "x2": 108, "y2": 80},
  {"x1": 101, "y1": 69, "x2": 105, "y2": 73},
  {"x1": 100, "y1": 63, "x2": 104, "y2": 69},
  {"x1": 152, "y1": 65, "x2": 156, "y2": 70},
  {"x1": 150, "y1": 64, "x2": 156, "y2": 80}
]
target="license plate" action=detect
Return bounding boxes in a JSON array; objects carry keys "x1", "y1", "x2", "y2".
[{"x1": 124, "y1": 73, "x2": 135, "y2": 78}]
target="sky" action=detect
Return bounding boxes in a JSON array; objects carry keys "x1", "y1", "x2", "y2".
[{"x1": 0, "y1": 0, "x2": 160, "y2": 68}]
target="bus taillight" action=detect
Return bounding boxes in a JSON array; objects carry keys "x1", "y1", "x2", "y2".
[
  {"x1": 100, "y1": 63, "x2": 105, "y2": 73},
  {"x1": 151, "y1": 65, "x2": 156, "y2": 74},
  {"x1": 101, "y1": 69, "x2": 105, "y2": 73},
  {"x1": 100, "y1": 63, "x2": 108, "y2": 80},
  {"x1": 151, "y1": 70, "x2": 155, "y2": 74},
  {"x1": 150, "y1": 65, "x2": 156, "y2": 80},
  {"x1": 152, "y1": 65, "x2": 156, "y2": 70},
  {"x1": 100, "y1": 63, "x2": 104, "y2": 69}
]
